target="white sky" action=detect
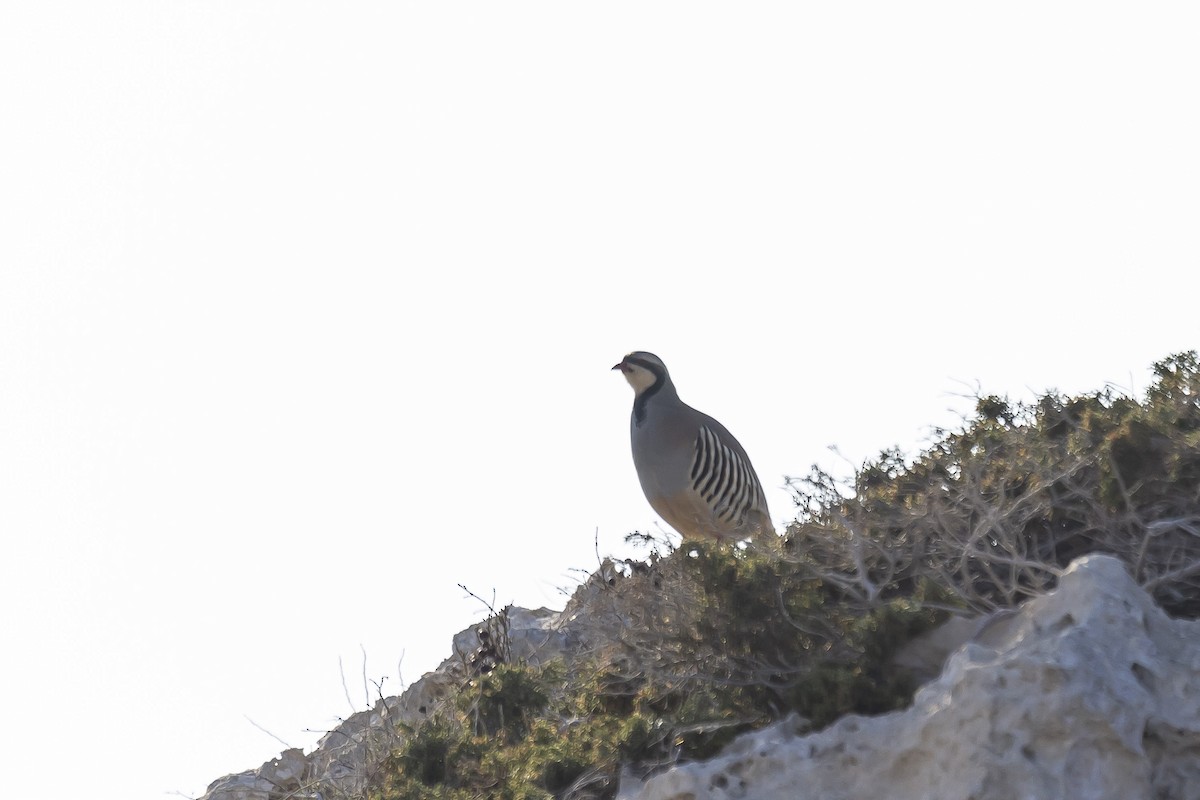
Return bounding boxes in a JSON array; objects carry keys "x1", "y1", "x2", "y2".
[{"x1": 1, "y1": 3, "x2": 1197, "y2": 798}]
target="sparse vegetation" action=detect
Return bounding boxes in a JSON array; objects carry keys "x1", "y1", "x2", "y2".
[
  {"x1": 787, "y1": 351, "x2": 1200, "y2": 617},
  {"x1": 366, "y1": 351, "x2": 1200, "y2": 800},
  {"x1": 370, "y1": 560, "x2": 936, "y2": 800}
]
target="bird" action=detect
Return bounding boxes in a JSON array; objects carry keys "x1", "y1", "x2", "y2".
[{"x1": 613, "y1": 351, "x2": 775, "y2": 544}]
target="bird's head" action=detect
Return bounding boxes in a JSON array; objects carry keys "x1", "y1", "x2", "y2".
[{"x1": 613, "y1": 351, "x2": 669, "y2": 395}]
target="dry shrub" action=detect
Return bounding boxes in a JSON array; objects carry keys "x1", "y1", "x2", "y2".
[{"x1": 785, "y1": 351, "x2": 1200, "y2": 617}]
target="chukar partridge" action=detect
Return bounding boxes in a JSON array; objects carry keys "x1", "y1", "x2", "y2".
[{"x1": 614, "y1": 352, "x2": 774, "y2": 543}]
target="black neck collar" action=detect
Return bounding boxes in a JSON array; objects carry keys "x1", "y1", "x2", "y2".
[{"x1": 629, "y1": 357, "x2": 669, "y2": 426}]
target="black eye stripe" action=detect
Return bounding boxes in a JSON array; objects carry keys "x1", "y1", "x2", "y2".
[{"x1": 624, "y1": 356, "x2": 663, "y2": 374}]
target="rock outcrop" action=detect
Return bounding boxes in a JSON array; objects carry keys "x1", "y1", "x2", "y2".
[
  {"x1": 619, "y1": 555, "x2": 1200, "y2": 800},
  {"x1": 199, "y1": 555, "x2": 1200, "y2": 800}
]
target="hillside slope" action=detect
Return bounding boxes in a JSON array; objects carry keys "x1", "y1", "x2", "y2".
[{"x1": 198, "y1": 352, "x2": 1200, "y2": 799}]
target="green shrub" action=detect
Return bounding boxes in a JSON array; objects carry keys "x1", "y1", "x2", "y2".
[{"x1": 371, "y1": 544, "x2": 940, "y2": 800}]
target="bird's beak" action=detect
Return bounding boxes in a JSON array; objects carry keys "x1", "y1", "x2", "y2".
[{"x1": 612, "y1": 361, "x2": 625, "y2": 371}]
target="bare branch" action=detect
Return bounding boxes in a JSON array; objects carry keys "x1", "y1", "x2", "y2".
[{"x1": 244, "y1": 715, "x2": 293, "y2": 750}]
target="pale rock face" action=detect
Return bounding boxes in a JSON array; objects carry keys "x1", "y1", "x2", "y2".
[
  {"x1": 618, "y1": 555, "x2": 1200, "y2": 800},
  {"x1": 201, "y1": 749, "x2": 308, "y2": 800}
]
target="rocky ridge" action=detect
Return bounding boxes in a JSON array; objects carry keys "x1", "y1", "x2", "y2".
[{"x1": 200, "y1": 555, "x2": 1200, "y2": 800}]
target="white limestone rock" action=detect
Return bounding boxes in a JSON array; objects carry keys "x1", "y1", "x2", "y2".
[
  {"x1": 619, "y1": 555, "x2": 1200, "y2": 800},
  {"x1": 450, "y1": 605, "x2": 570, "y2": 669},
  {"x1": 201, "y1": 749, "x2": 307, "y2": 800}
]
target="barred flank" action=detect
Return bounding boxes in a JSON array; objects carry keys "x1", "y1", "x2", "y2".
[{"x1": 690, "y1": 426, "x2": 759, "y2": 525}]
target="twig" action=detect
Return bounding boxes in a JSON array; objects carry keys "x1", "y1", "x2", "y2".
[
  {"x1": 244, "y1": 715, "x2": 294, "y2": 750},
  {"x1": 338, "y1": 655, "x2": 354, "y2": 714},
  {"x1": 361, "y1": 644, "x2": 369, "y2": 709}
]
